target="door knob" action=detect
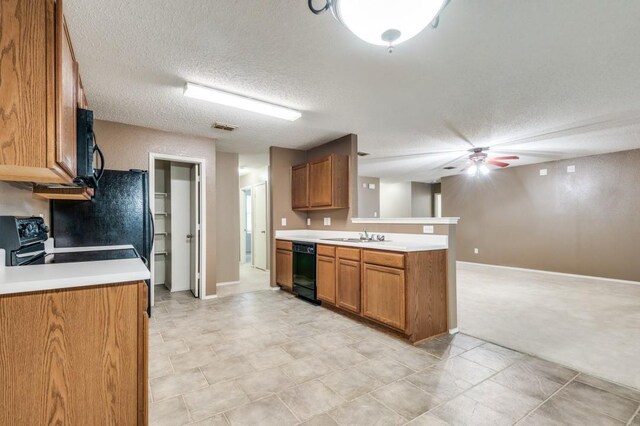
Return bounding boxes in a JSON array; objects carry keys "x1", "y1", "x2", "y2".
[{"x1": 187, "y1": 234, "x2": 193, "y2": 239}]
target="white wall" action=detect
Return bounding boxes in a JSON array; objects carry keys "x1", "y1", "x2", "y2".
[{"x1": 379, "y1": 181, "x2": 412, "y2": 218}]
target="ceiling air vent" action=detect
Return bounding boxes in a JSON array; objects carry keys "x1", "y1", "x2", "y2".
[
  {"x1": 212, "y1": 122, "x2": 238, "y2": 132},
  {"x1": 357, "y1": 152, "x2": 370, "y2": 157},
  {"x1": 443, "y1": 166, "x2": 456, "y2": 170}
]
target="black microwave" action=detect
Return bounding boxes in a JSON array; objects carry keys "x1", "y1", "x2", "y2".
[{"x1": 74, "y1": 108, "x2": 104, "y2": 189}]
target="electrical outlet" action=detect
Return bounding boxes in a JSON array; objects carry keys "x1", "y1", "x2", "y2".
[
  {"x1": 540, "y1": 169, "x2": 548, "y2": 176},
  {"x1": 323, "y1": 217, "x2": 331, "y2": 226},
  {"x1": 306, "y1": 218, "x2": 311, "y2": 226},
  {"x1": 368, "y1": 183, "x2": 376, "y2": 190},
  {"x1": 373, "y1": 211, "x2": 378, "y2": 218},
  {"x1": 567, "y1": 165, "x2": 576, "y2": 173},
  {"x1": 281, "y1": 218, "x2": 287, "y2": 227},
  {"x1": 474, "y1": 248, "x2": 479, "y2": 254},
  {"x1": 423, "y1": 225, "x2": 434, "y2": 234}
]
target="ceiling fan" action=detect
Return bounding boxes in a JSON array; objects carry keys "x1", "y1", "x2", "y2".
[{"x1": 462, "y1": 147, "x2": 520, "y2": 176}]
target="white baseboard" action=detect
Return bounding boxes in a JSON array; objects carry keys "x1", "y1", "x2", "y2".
[
  {"x1": 449, "y1": 328, "x2": 459, "y2": 334},
  {"x1": 202, "y1": 294, "x2": 218, "y2": 300},
  {"x1": 216, "y1": 280, "x2": 241, "y2": 287},
  {"x1": 457, "y1": 261, "x2": 640, "y2": 286}
]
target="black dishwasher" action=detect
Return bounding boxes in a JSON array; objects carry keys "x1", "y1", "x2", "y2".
[{"x1": 292, "y1": 241, "x2": 318, "y2": 303}]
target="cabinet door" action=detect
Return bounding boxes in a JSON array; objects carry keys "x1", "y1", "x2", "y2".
[
  {"x1": 56, "y1": 14, "x2": 77, "y2": 178},
  {"x1": 363, "y1": 264, "x2": 406, "y2": 331},
  {"x1": 276, "y1": 249, "x2": 293, "y2": 289},
  {"x1": 336, "y1": 258, "x2": 361, "y2": 313},
  {"x1": 0, "y1": 0, "x2": 51, "y2": 172},
  {"x1": 291, "y1": 164, "x2": 309, "y2": 209},
  {"x1": 317, "y1": 255, "x2": 336, "y2": 304},
  {"x1": 309, "y1": 156, "x2": 332, "y2": 207}
]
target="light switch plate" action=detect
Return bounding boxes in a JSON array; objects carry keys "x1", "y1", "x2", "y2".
[
  {"x1": 362, "y1": 183, "x2": 367, "y2": 188},
  {"x1": 540, "y1": 169, "x2": 548, "y2": 176},
  {"x1": 423, "y1": 225, "x2": 434, "y2": 234},
  {"x1": 368, "y1": 183, "x2": 376, "y2": 190},
  {"x1": 474, "y1": 248, "x2": 479, "y2": 254},
  {"x1": 567, "y1": 165, "x2": 576, "y2": 173},
  {"x1": 281, "y1": 218, "x2": 287, "y2": 227},
  {"x1": 306, "y1": 218, "x2": 311, "y2": 226}
]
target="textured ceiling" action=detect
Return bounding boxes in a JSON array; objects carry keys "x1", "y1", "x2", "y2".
[{"x1": 65, "y1": 0, "x2": 640, "y2": 182}]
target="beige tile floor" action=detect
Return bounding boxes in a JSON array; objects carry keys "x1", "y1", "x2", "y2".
[
  {"x1": 149, "y1": 286, "x2": 640, "y2": 426},
  {"x1": 215, "y1": 264, "x2": 271, "y2": 298},
  {"x1": 457, "y1": 262, "x2": 640, "y2": 390}
]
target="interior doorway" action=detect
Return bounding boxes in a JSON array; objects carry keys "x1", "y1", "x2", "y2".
[
  {"x1": 149, "y1": 153, "x2": 206, "y2": 307},
  {"x1": 253, "y1": 182, "x2": 268, "y2": 271},
  {"x1": 240, "y1": 187, "x2": 252, "y2": 264}
]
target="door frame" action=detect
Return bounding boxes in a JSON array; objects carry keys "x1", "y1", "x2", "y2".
[{"x1": 148, "y1": 152, "x2": 207, "y2": 306}]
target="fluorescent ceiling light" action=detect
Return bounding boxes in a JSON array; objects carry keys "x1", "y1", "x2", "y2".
[{"x1": 184, "y1": 82, "x2": 302, "y2": 121}]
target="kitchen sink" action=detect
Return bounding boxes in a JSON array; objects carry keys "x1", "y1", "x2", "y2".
[{"x1": 321, "y1": 238, "x2": 378, "y2": 243}]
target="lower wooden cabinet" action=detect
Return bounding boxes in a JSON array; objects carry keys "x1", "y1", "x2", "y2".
[
  {"x1": 317, "y1": 254, "x2": 336, "y2": 303},
  {"x1": 336, "y1": 257, "x2": 361, "y2": 313},
  {"x1": 276, "y1": 249, "x2": 293, "y2": 289},
  {"x1": 0, "y1": 281, "x2": 148, "y2": 425},
  {"x1": 363, "y1": 263, "x2": 406, "y2": 331}
]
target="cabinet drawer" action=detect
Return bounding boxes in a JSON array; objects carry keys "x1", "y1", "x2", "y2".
[
  {"x1": 363, "y1": 250, "x2": 405, "y2": 269},
  {"x1": 336, "y1": 247, "x2": 361, "y2": 261},
  {"x1": 276, "y1": 240, "x2": 292, "y2": 251},
  {"x1": 317, "y1": 244, "x2": 335, "y2": 258}
]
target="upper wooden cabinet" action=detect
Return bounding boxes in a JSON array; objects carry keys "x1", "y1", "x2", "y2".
[
  {"x1": 291, "y1": 154, "x2": 349, "y2": 211},
  {"x1": 56, "y1": 12, "x2": 78, "y2": 178},
  {"x1": 291, "y1": 163, "x2": 309, "y2": 209},
  {"x1": 0, "y1": 0, "x2": 79, "y2": 184}
]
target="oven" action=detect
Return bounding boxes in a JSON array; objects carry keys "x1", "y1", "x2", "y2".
[{"x1": 292, "y1": 241, "x2": 318, "y2": 303}]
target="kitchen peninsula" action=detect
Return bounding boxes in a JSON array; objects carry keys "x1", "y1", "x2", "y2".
[{"x1": 275, "y1": 230, "x2": 449, "y2": 344}]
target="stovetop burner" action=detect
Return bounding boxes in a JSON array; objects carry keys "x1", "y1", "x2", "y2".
[{"x1": 45, "y1": 248, "x2": 140, "y2": 264}]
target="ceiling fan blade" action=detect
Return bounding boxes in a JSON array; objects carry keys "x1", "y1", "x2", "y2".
[
  {"x1": 487, "y1": 160, "x2": 509, "y2": 167},
  {"x1": 361, "y1": 149, "x2": 464, "y2": 161},
  {"x1": 489, "y1": 111, "x2": 640, "y2": 150},
  {"x1": 444, "y1": 120, "x2": 475, "y2": 148},
  {"x1": 491, "y1": 155, "x2": 519, "y2": 160}
]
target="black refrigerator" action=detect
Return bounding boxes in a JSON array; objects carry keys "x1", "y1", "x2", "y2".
[{"x1": 51, "y1": 169, "x2": 153, "y2": 314}]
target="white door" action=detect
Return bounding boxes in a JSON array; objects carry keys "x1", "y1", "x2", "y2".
[
  {"x1": 253, "y1": 182, "x2": 268, "y2": 271},
  {"x1": 170, "y1": 163, "x2": 192, "y2": 292},
  {"x1": 190, "y1": 164, "x2": 200, "y2": 297}
]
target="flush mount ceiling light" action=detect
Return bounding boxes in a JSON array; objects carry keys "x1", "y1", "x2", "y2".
[
  {"x1": 183, "y1": 83, "x2": 302, "y2": 121},
  {"x1": 308, "y1": 0, "x2": 450, "y2": 52}
]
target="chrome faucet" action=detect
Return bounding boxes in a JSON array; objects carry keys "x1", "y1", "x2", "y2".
[{"x1": 359, "y1": 229, "x2": 385, "y2": 242}]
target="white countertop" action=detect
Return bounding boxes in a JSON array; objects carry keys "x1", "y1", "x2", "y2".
[
  {"x1": 0, "y1": 244, "x2": 150, "y2": 296},
  {"x1": 275, "y1": 230, "x2": 448, "y2": 252}
]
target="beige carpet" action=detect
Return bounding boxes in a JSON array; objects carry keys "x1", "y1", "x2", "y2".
[{"x1": 457, "y1": 262, "x2": 640, "y2": 390}]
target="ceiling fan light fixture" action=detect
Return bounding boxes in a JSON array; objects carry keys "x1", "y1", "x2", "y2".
[
  {"x1": 311, "y1": 0, "x2": 447, "y2": 51},
  {"x1": 466, "y1": 164, "x2": 478, "y2": 176},
  {"x1": 479, "y1": 164, "x2": 490, "y2": 175}
]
